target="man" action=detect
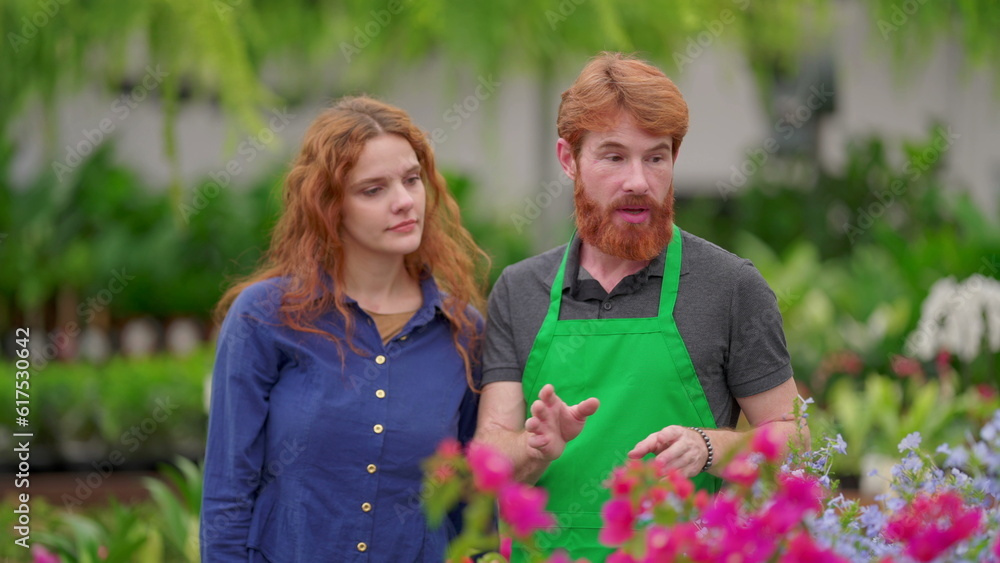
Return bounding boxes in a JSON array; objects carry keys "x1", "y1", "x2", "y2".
[{"x1": 474, "y1": 52, "x2": 808, "y2": 561}]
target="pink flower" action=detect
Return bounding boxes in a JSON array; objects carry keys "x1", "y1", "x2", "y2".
[
  {"x1": 935, "y1": 349, "x2": 952, "y2": 372},
  {"x1": 600, "y1": 498, "x2": 636, "y2": 546},
  {"x1": 778, "y1": 533, "x2": 850, "y2": 563},
  {"x1": 543, "y1": 549, "x2": 587, "y2": 563},
  {"x1": 499, "y1": 482, "x2": 555, "y2": 538},
  {"x1": 692, "y1": 489, "x2": 710, "y2": 511},
  {"x1": 436, "y1": 437, "x2": 463, "y2": 459},
  {"x1": 608, "y1": 551, "x2": 636, "y2": 563},
  {"x1": 499, "y1": 535, "x2": 512, "y2": 560},
  {"x1": 701, "y1": 491, "x2": 743, "y2": 531},
  {"x1": 890, "y1": 354, "x2": 924, "y2": 378},
  {"x1": 976, "y1": 384, "x2": 998, "y2": 401},
  {"x1": 643, "y1": 523, "x2": 697, "y2": 563},
  {"x1": 32, "y1": 545, "x2": 61, "y2": 563},
  {"x1": 761, "y1": 473, "x2": 823, "y2": 535},
  {"x1": 467, "y1": 441, "x2": 514, "y2": 492},
  {"x1": 662, "y1": 468, "x2": 694, "y2": 500},
  {"x1": 608, "y1": 464, "x2": 639, "y2": 497},
  {"x1": 721, "y1": 453, "x2": 759, "y2": 487},
  {"x1": 884, "y1": 491, "x2": 983, "y2": 562},
  {"x1": 750, "y1": 425, "x2": 783, "y2": 462},
  {"x1": 712, "y1": 518, "x2": 781, "y2": 563}
]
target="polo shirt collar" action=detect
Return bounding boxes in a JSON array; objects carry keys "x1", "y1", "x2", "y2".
[{"x1": 561, "y1": 233, "x2": 670, "y2": 296}]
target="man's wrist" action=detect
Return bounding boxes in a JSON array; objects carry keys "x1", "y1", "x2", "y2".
[{"x1": 690, "y1": 427, "x2": 714, "y2": 472}]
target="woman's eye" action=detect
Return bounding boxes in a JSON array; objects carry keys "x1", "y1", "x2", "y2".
[
  {"x1": 362, "y1": 186, "x2": 382, "y2": 196},
  {"x1": 405, "y1": 175, "x2": 421, "y2": 185}
]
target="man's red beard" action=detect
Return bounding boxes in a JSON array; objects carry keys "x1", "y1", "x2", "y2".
[{"x1": 574, "y1": 180, "x2": 675, "y2": 261}]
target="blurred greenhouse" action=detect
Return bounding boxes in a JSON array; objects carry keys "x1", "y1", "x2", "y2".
[{"x1": 1, "y1": 0, "x2": 999, "y2": 561}]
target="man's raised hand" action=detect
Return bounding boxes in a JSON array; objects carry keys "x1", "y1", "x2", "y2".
[{"x1": 523, "y1": 384, "x2": 600, "y2": 461}]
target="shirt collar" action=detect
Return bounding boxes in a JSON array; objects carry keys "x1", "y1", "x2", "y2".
[
  {"x1": 326, "y1": 268, "x2": 446, "y2": 325},
  {"x1": 561, "y1": 233, "x2": 668, "y2": 295}
]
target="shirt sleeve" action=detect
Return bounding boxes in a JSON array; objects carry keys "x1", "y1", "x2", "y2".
[
  {"x1": 481, "y1": 270, "x2": 524, "y2": 386},
  {"x1": 725, "y1": 261, "x2": 794, "y2": 397},
  {"x1": 200, "y1": 286, "x2": 283, "y2": 562}
]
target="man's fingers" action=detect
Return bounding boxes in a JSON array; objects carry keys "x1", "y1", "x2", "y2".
[
  {"x1": 628, "y1": 431, "x2": 663, "y2": 459},
  {"x1": 654, "y1": 441, "x2": 701, "y2": 477},
  {"x1": 538, "y1": 384, "x2": 556, "y2": 405},
  {"x1": 526, "y1": 432, "x2": 550, "y2": 449},
  {"x1": 572, "y1": 397, "x2": 600, "y2": 419},
  {"x1": 524, "y1": 416, "x2": 540, "y2": 433},
  {"x1": 529, "y1": 399, "x2": 547, "y2": 421}
]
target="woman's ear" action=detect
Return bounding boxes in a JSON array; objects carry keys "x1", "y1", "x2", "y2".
[{"x1": 556, "y1": 138, "x2": 577, "y2": 180}]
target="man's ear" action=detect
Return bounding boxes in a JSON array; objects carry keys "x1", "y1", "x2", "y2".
[{"x1": 556, "y1": 138, "x2": 577, "y2": 180}]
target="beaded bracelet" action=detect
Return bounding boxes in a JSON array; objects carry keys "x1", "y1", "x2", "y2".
[{"x1": 689, "y1": 427, "x2": 714, "y2": 472}]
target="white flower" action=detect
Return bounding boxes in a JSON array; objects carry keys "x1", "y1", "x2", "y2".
[{"x1": 905, "y1": 274, "x2": 1000, "y2": 362}]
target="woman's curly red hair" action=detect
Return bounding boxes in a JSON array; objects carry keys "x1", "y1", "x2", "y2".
[{"x1": 216, "y1": 96, "x2": 489, "y2": 388}]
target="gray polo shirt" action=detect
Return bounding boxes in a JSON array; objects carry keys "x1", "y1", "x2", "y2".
[{"x1": 482, "y1": 229, "x2": 793, "y2": 428}]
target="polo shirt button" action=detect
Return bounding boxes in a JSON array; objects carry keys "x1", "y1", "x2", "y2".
[
  {"x1": 373, "y1": 424, "x2": 384, "y2": 434},
  {"x1": 362, "y1": 502, "x2": 372, "y2": 512},
  {"x1": 357, "y1": 542, "x2": 367, "y2": 552},
  {"x1": 375, "y1": 389, "x2": 386, "y2": 399},
  {"x1": 375, "y1": 355, "x2": 386, "y2": 365},
  {"x1": 602, "y1": 301, "x2": 612, "y2": 310},
  {"x1": 367, "y1": 464, "x2": 377, "y2": 473},
  {"x1": 400, "y1": 335, "x2": 408, "y2": 341}
]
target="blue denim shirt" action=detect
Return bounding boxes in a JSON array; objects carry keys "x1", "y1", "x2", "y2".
[{"x1": 200, "y1": 276, "x2": 480, "y2": 562}]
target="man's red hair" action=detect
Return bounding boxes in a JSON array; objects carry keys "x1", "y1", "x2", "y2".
[{"x1": 558, "y1": 52, "x2": 689, "y2": 159}]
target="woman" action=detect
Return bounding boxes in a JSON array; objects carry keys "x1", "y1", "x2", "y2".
[{"x1": 200, "y1": 96, "x2": 488, "y2": 562}]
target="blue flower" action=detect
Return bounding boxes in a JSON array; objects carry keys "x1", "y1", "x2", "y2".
[
  {"x1": 937, "y1": 443, "x2": 969, "y2": 467},
  {"x1": 859, "y1": 505, "x2": 886, "y2": 536},
  {"x1": 981, "y1": 411, "x2": 1000, "y2": 442},
  {"x1": 898, "y1": 431, "x2": 922, "y2": 452},
  {"x1": 884, "y1": 496, "x2": 906, "y2": 511},
  {"x1": 829, "y1": 434, "x2": 848, "y2": 455}
]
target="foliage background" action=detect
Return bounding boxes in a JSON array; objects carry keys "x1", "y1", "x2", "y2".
[{"x1": 1, "y1": 0, "x2": 999, "y2": 560}]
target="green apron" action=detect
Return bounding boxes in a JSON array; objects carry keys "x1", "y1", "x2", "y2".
[{"x1": 513, "y1": 225, "x2": 721, "y2": 562}]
